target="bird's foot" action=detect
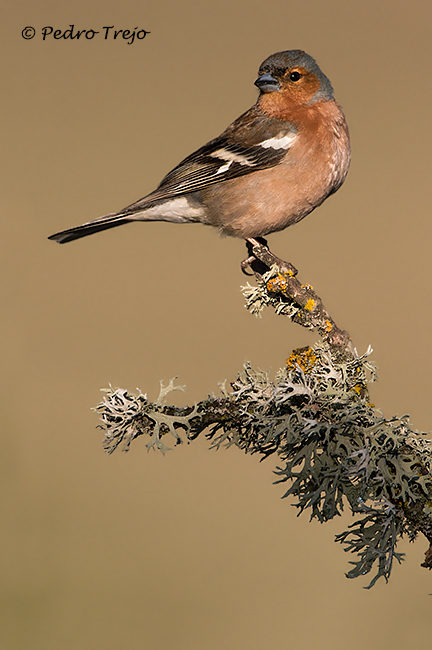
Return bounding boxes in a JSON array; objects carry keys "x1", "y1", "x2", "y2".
[
  {"x1": 241, "y1": 237, "x2": 271, "y2": 275},
  {"x1": 241, "y1": 237, "x2": 298, "y2": 278}
]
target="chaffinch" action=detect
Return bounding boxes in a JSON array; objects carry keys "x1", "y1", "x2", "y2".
[{"x1": 49, "y1": 50, "x2": 350, "y2": 249}]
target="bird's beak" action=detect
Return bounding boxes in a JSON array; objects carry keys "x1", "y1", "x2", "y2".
[{"x1": 254, "y1": 72, "x2": 280, "y2": 93}]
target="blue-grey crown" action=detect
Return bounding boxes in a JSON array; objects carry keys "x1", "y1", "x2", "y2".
[{"x1": 258, "y1": 50, "x2": 334, "y2": 101}]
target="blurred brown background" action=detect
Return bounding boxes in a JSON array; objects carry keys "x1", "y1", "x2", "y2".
[{"x1": 2, "y1": 1, "x2": 432, "y2": 648}]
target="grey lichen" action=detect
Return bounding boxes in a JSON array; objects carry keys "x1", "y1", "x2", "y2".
[
  {"x1": 95, "y1": 343, "x2": 432, "y2": 588},
  {"x1": 241, "y1": 265, "x2": 301, "y2": 320},
  {"x1": 97, "y1": 379, "x2": 198, "y2": 455}
]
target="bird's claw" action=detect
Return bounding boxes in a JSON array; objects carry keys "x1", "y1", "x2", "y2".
[
  {"x1": 241, "y1": 237, "x2": 270, "y2": 275},
  {"x1": 241, "y1": 256, "x2": 257, "y2": 276}
]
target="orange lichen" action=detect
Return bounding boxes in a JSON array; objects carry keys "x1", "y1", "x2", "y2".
[
  {"x1": 266, "y1": 272, "x2": 287, "y2": 293},
  {"x1": 304, "y1": 298, "x2": 316, "y2": 311},
  {"x1": 286, "y1": 346, "x2": 317, "y2": 373},
  {"x1": 351, "y1": 383, "x2": 372, "y2": 404}
]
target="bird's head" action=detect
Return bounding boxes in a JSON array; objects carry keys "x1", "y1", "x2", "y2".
[{"x1": 255, "y1": 50, "x2": 334, "y2": 109}]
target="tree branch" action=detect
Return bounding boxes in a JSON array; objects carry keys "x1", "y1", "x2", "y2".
[
  {"x1": 244, "y1": 240, "x2": 352, "y2": 354},
  {"x1": 94, "y1": 245, "x2": 432, "y2": 587}
]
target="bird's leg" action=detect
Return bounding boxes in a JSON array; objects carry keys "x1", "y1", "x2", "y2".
[{"x1": 241, "y1": 237, "x2": 271, "y2": 275}]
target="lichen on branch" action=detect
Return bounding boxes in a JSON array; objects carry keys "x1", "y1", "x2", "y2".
[{"x1": 94, "y1": 244, "x2": 432, "y2": 587}]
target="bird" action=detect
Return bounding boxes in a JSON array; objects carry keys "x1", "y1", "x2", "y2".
[{"x1": 48, "y1": 50, "x2": 350, "y2": 265}]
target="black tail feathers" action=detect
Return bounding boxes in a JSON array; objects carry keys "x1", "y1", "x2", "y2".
[{"x1": 48, "y1": 215, "x2": 131, "y2": 244}]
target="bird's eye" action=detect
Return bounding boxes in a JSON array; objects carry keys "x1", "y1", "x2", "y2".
[{"x1": 289, "y1": 71, "x2": 302, "y2": 82}]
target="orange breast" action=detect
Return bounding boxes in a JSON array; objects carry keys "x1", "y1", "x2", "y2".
[{"x1": 201, "y1": 100, "x2": 350, "y2": 238}]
